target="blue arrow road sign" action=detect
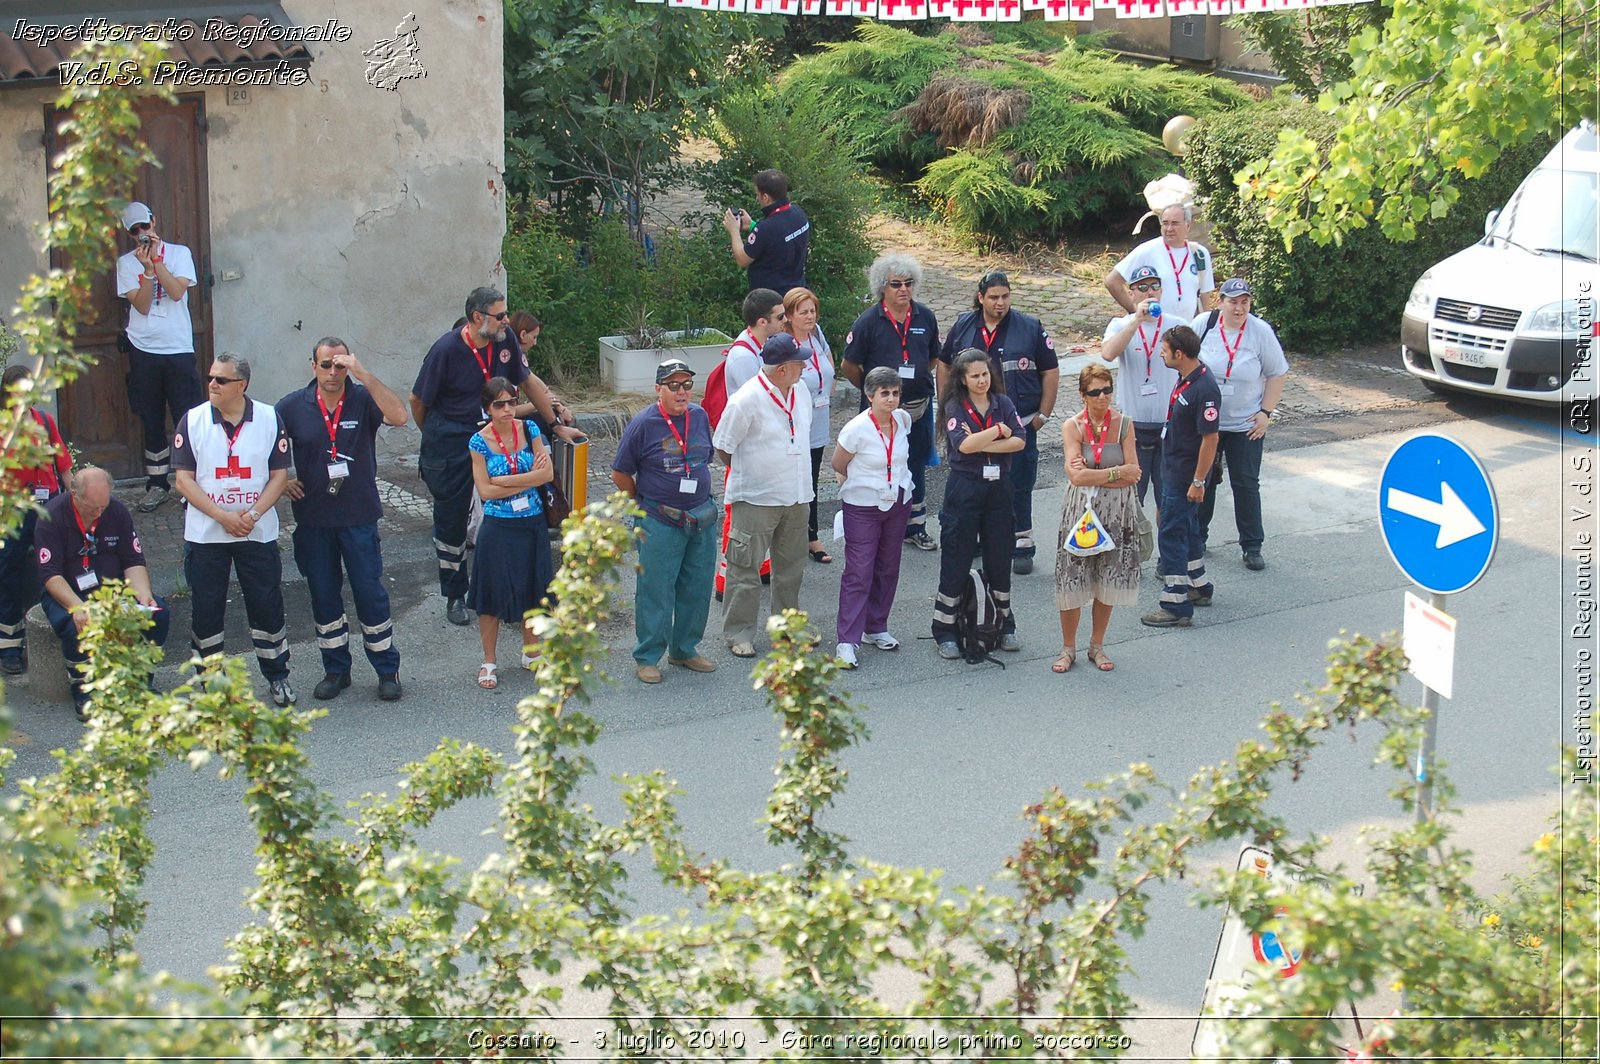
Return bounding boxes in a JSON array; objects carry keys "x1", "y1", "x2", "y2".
[{"x1": 1378, "y1": 434, "x2": 1498, "y2": 595}]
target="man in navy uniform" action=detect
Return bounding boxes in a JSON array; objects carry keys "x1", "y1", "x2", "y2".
[
  {"x1": 410, "y1": 287, "x2": 539, "y2": 626},
  {"x1": 938, "y1": 271, "x2": 1060, "y2": 574},
  {"x1": 722, "y1": 169, "x2": 810, "y2": 294},
  {"x1": 611, "y1": 359, "x2": 719, "y2": 684},
  {"x1": 278, "y1": 337, "x2": 409, "y2": 703},
  {"x1": 841, "y1": 252, "x2": 941, "y2": 551},
  {"x1": 1141, "y1": 325, "x2": 1220, "y2": 629},
  {"x1": 35, "y1": 466, "x2": 169, "y2": 722}
]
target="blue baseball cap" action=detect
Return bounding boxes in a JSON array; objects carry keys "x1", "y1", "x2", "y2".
[
  {"x1": 1219, "y1": 277, "x2": 1253, "y2": 298},
  {"x1": 760, "y1": 333, "x2": 804, "y2": 366},
  {"x1": 1127, "y1": 265, "x2": 1161, "y2": 285}
]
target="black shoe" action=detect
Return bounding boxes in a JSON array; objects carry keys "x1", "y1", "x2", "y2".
[
  {"x1": 0, "y1": 655, "x2": 23, "y2": 676},
  {"x1": 1012, "y1": 556, "x2": 1034, "y2": 576},
  {"x1": 1243, "y1": 551, "x2": 1266, "y2": 571},
  {"x1": 446, "y1": 597, "x2": 470, "y2": 625},
  {"x1": 73, "y1": 696, "x2": 90, "y2": 723},
  {"x1": 760, "y1": 571, "x2": 772, "y2": 586},
  {"x1": 377, "y1": 674, "x2": 403, "y2": 702},
  {"x1": 314, "y1": 672, "x2": 351, "y2": 700}
]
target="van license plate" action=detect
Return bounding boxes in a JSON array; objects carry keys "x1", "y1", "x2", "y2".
[{"x1": 1441, "y1": 345, "x2": 1487, "y2": 367}]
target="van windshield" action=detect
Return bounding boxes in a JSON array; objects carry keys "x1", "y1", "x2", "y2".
[{"x1": 1488, "y1": 166, "x2": 1599, "y2": 262}]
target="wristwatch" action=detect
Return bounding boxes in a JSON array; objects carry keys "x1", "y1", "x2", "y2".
[
  {"x1": 1263, "y1": 408, "x2": 1277, "y2": 419},
  {"x1": 246, "y1": 509, "x2": 260, "y2": 521},
  {"x1": 1191, "y1": 478, "x2": 1206, "y2": 488}
]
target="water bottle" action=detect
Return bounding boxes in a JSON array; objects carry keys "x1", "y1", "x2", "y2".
[{"x1": 1147, "y1": 301, "x2": 1162, "y2": 319}]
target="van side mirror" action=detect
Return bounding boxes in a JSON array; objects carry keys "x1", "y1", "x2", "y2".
[{"x1": 1484, "y1": 209, "x2": 1500, "y2": 237}]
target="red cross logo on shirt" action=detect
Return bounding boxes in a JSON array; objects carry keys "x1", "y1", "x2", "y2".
[{"x1": 215, "y1": 455, "x2": 251, "y2": 480}]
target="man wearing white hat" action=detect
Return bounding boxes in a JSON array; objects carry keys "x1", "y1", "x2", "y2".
[{"x1": 116, "y1": 201, "x2": 201, "y2": 513}]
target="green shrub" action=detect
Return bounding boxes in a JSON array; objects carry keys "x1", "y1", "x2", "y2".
[
  {"x1": 779, "y1": 23, "x2": 1250, "y2": 245},
  {"x1": 692, "y1": 84, "x2": 878, "y2": 322},
  {"x1": 1186, "y1": 91, "x2": 1551, "y2": 351}
]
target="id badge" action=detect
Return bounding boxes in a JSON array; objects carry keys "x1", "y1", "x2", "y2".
[
  {"x1": 75, "y1": 571, "x2": 100, "y2": 592},
  {"x1": 32, "y1": 487, "x2": 50, "y2": 502},
  {"x1": 812, "y1": 394, "x2": 827, "y2": 409},
  {"x1": 786, "y1": 439, "x2": 803, "y2": 456},
  {"x1": 510, "y1": 495, "x2": 530, "y2": 512},
  {"x1": 982, "y1": 463, "x2": 1001, "y2": 481},
  {"x1": 326, "y1": 461, "x2": 349, "y2": 480},
  {"x1": 678, "y1": 477, "x2": 698, "y2": 494},
  {"x1": 897, "y1": 365, "x2": 916, "y2": 379},
  {"x1": 148, "y1": 300, "x2": 169, "y2": 319},
  {"x1": 1140, "y1": 380, "x2": 1158, "y2": 397},
  {"x1": 1218, "y1": 383, "x2": 1235, "y2": 396}
]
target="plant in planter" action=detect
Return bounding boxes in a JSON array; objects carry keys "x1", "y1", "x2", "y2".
[{"x1": 598, "y1": 304, "x2": 732, "y2": 394}]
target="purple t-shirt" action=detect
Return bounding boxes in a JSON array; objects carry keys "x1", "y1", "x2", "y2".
[{"x1": 613, "y1": 402, "x2": 714, "y2": 508}]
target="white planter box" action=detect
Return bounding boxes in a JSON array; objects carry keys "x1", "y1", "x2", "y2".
[{"x1": 598, "y1": 329, "x2": 734, "y2": 394}]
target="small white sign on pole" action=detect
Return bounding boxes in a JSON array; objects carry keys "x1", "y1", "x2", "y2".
[{"x1": 1403, "y1": 590, "x2": 1457, "y2": 699}]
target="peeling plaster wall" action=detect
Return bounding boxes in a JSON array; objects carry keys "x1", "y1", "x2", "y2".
[{"x1": 0, "y1": 0, "x2": 505, "y2": 426}]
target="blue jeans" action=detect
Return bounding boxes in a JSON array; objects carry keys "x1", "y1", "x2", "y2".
[
  {"x1": 44, "y1": 593, "x2": 171, "y2": 702},
  {"x1": 292, "y1": 522, "x2": 400, "y2": 678},
  {"x1": 1009, "y1": 424, "x2": 1039, "y2": 558},
  {"x1": 1198, "y1": 431, "x2": 1265, "y2": 554},
  {"x1": 1133, "y1": 423, "x2": 1165, "y2": 510},
  {"x1": 905, "y1": 406, "x2": 934, "y2": 535},
  {"x1": 633, "y1": 505, "x2": 718, "y2": 664},
  {"x1": 1156, "y1": 487, "x2": 1211, "y2": 619}
]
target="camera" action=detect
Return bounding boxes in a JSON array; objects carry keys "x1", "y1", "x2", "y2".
[{"x1": 137, "y1": 233, "x2": 152, "y2": 247}]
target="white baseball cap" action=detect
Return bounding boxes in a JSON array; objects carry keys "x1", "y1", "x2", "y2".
[{"x1": 121, "y1": 201, "x2": 154, "y2": 231}]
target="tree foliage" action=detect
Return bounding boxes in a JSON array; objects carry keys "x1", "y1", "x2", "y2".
[
  {"x1": 1239, "y1": 0, "x2": 1598, "y2": 246},
  {"x1": 1228, "y1": 5, "x2": 1394, "y2": 96}
]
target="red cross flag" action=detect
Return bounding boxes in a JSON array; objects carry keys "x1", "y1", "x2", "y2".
[
  {"x1": 927, "y1": 0, "x2": 956, "y2": 13},
  {"x1": 879, "y1": 0, "x2": 927, "y2": 17},
  {"x1": 1113, "y1": 0, "x2": 1140, "y2": 15},
  {"x1": 1206, "y1": 0, "x2": 1233, "y2": 10},
  {"x1": 1166, "y1": 0, "x2": 1205, "y2": 13},
  {"x1": 1021, "y1": 0, "x2": 1047, "y2": 9},
  {"x1": 995, "y1": 0, "x2": 1023, "y2": 18},
  {"x1": 798, "y1": 0, "x2": 823, "y2": 10},
  {"x1": 850, "y1": 0, "x2": 879, "y2": 12},
  {"x1": 1138, "y1": 0, "x2": 1165, "y2": 13},
  {"x1": 825, "y1": 0, "x2": 852, "y2": 12},
  {"x1": 950, "y1": 0, "x2": 996, "y2": 19}
]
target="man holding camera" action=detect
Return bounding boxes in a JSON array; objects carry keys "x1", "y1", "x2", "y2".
[
  {"x1": 116, "y1": 201, "x2": 201, "y2": 513},
  {"x1": 721, "y1": 169, "x2": 810, "y2": 295},
  {"x1": 276, "y1": 338, "x2": 408, "y2": 703}
]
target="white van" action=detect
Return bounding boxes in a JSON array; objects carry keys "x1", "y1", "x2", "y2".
[{"x1": 1400, "y1": 122, "x2": 1598, "y2": 404}]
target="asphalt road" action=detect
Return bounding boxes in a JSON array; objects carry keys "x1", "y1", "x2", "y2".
[{"x1": 2, "y1": 360, "x2": 1589, "y2": 1056}]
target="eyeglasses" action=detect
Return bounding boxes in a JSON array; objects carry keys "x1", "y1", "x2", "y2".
[
  {"x1": 488, "y1": 398, "x2": 518, "y2": 409},
  {"x1": 207, "y1": 374, "x2": 244, "y2": 385},
  {"x1": 1132, "y1": 283, "x2": 1161, "y2": 293},
  {"x1": 885, "y1": 279, "x2": 914, "y2": 289},
  {"x1": 1083, "y1": 386, "x2": 1114, "y2": 398},
  {"x1": 659, "y1": 380, "x2": 694, "y2": 393},
  {"x1": 314, "y1": 360, "x2": 347, "y2": 370}
]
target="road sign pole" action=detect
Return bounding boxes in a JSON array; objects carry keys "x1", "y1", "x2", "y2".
[{"x1": 1412, "y1": 591, "x2": 1448, "y2": 828}]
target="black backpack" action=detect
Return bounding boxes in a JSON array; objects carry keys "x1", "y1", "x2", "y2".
[{"x1": 955, "y1": 568, "x2": 1006, "y2": 668}]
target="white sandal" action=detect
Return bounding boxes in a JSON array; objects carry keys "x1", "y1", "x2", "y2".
[{"x1": 477, "y1": 662, "x2": 498, "y2": 689}]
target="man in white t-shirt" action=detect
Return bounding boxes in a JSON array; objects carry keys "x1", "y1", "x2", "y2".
[
  {"x1": 116, "y1": 201, "x2": 202, "y2": 514},
  {"x1": 1104, "y1": 204, "x2": 1216, "y2": 322}
]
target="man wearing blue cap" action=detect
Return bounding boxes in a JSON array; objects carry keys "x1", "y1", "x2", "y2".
[{"x1": 712, "y1": 333, "x2": 814, "y2": 658}]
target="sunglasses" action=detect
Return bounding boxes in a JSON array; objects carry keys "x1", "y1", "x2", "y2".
[
  {"x1": 659, "y1": 380, "x2": 694, "y2": 393},
  {"x1": 314, "y1": 360, "x2": 347, "y2": 370},
  {"x1": 485, "y1": 311, "x2": 510, "y2": 321},
  {"x1": 207, "y1": 374, "x2": 244, "y2": 385},
  {"x1": 488, "y1": 398, "x2": 518, "y2": 409},
  {"x1": 1083, "y1": 386, "x2": 1114, "y2": 398},
  {"x1": 1132, "y1": 283, "x2": 1161, "y2": 293},
  {"x1": 885, "y1": 279, "x2": 914, "y2": 289}
]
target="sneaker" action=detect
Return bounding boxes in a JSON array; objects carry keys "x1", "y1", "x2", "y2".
[
  {"x1": 1243, "y1": 551, "x2": 1266, "y2": 571},
  {"x1": 836, "y1": 642, "x2": 859, "y2": 668},
  {"x1": 1187, "y1": 587, "x2": 1213, "y2": 607},
  {"x1": 863, "y1": 631, "x2": 900, "y2": 651},
  {"x1": 1012, "y1": 556, "x2": 1034, "y2": 576},
  {"x1": 1000, "y1": 632, "x2": 1022, "y2": 652},
  {"x1": 137, "y1": 485, "x2": 170, "y2": 512},
  {"x1": 270, "y1": 678, "x2": 297, "y2": 706},
  {"x1": 313, "y1": 672, "x2": 351, "y2": 700},
  {"x1": 906, "y1": 530, "x2": 938, "y2": 552},
  {"x1": 937, "y1": 640, "x2": 962, "y2": 660},
  {"x1": 446, "y1": 597, "x2": 470, "y2": 626},
  {"x1": 1140, "y1": 609, "x2": 1192, "y2": 629},
  {"x1": 377, "y1": 674, "x2": 403, "y2": 701}
]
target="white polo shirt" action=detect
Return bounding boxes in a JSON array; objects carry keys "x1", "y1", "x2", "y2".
[{"x1": 713, "y1": 369, "x2": 814, "y2": 507}]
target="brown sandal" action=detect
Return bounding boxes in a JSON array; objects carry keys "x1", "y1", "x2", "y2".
[
  {"x1": 1051, "y1": 647, "x2": 1076, "y2": 674},
  {"x1": 1087, "y1": 645, "x2": 1114, "y2": 672}
]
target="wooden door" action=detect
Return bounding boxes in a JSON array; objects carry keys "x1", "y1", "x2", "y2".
[{"x1": 45, "y1": 94, "x2": 212, "y2": 476}]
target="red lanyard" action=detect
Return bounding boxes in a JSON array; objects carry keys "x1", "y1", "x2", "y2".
[
  {"x1": 658, "y1": 403, "x2": 692, "y2": 474},
  {"x1": 962, "y1": 399, "x2": 993, "y2": 432},
  {"x1": 978, "y1": 318, "x2": 1002, "y2": 353},
  {"x1": 1219, "y1": 322, "x2": 1244, "y2": 379},
  {"x1": 1165, "y1": 243, "x2": 1190, "y2": 297},
  {"x1": 1083, "y1": 410, "x2": 1113, "y2": 466},
  {"x1": 1168, "y1": 378, "x2": 1195, "y2": 421},
  {"x1": 756, "y1": 373, "x2": 797, "y2": 440},
  {"x1": 797, "y1": 334, "x2": 824, "y2": 379},
  {"x1": 870, "y1": 412, "x2": 895, "y2": 483},
  {"x1": 488, "y1": 421, "x2": 521, "y2": 465},
  {"x1": 747, "y1": 201, "x2": 791, "y2": 237},
  {"x1": 461, "y1": 326, "x2": 493, "y2": 380},
  {"x1": 222, "y1": 415, "x2": 247, "y2": 459},
  {"x1": 884, "y1": 305, "x2": 912, "y2": 365},
  {"x1": 316, "y1": 390, "x2": 345, "y2": 460},
  {"x1": 1137, "y1": 316, "x2": 1163, "y2": 379},
  {"x1": 71, "y1": 503, "x2": 99, "y2": 571}
]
